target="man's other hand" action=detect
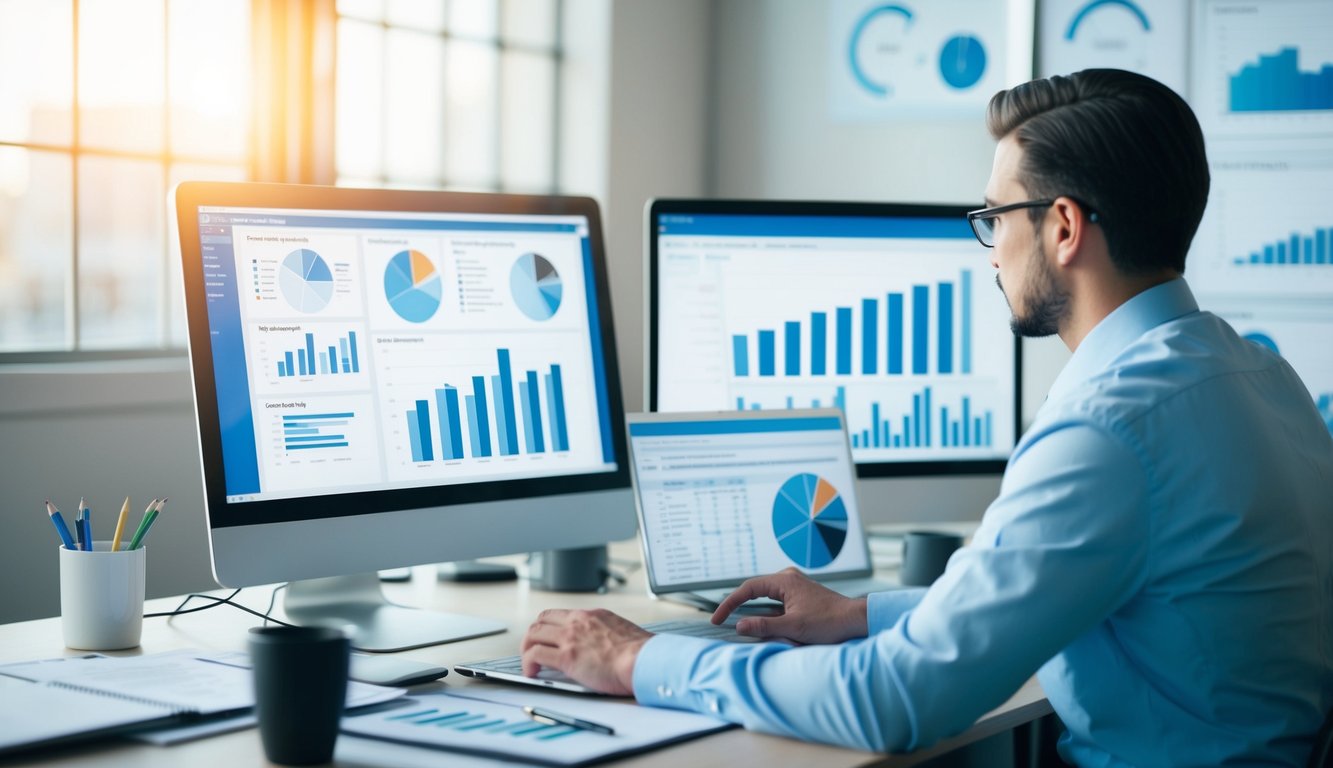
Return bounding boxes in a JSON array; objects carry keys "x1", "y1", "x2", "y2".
[
  {"x1": 712, "y1": 568, "x2": 869, "y2": 644},
  {"x1": 520, "y1": 608, "x2": 652, "y2": 696}
]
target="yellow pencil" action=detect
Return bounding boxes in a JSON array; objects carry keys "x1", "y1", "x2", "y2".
[{"x1": 111, "y1": 497, "x2": 131, "y2": 552}]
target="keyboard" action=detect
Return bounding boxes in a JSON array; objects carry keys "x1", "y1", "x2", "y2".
[{"x1": 460, "y1": 619, "x2": 755, "y2": 677}]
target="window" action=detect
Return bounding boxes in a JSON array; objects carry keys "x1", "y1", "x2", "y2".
[
  {"x1": 0, "y1": 0, "x2": 251, "y2": 353},
  {"x1": 334, "y1": 0, "x2": 563, "y2": 193}
]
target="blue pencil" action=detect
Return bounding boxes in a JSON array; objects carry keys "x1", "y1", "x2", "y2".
[
  {"x1": 82, "y1": 506, "x2": 93, "y2": 551},
  {"x1": 44, "y1": 500, "x2": 77, "y2": 550}
]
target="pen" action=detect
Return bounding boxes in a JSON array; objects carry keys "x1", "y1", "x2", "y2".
[
  {"x1": 522, "y1": 706, "x2": 615, "y2": 736},
  {"x1": 128, "y1": 498, "x2": 165, "y2": 550},
  {"x1": 75, "y1": 498, "x2": 87, "y2": 551},
  {"x1": 44, "y1": 500, "x2": 77, "y2": 550},
  {"x1": 80, "y1": 499, "x2": 92, "y2": 551},
  {"x1": 112, "y1": 496, "x2": 131, "y2": 552}
]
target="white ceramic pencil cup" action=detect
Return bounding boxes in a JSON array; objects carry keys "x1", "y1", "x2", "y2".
[{"x1": 59, "y1": 541, "x2": 146, "y2": 650}]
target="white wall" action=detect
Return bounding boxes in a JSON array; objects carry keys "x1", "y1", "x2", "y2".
[{"x1": 707, "y1": 0, "x2": 1070, "y2": 522}]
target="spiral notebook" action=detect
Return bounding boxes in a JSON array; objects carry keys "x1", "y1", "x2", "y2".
[{"x1": 0, "y1": 650, "x2": 404, "y2": 756}]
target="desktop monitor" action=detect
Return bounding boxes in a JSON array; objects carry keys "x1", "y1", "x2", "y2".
[
  {"x1": 647, "y1": 199, "x2": 1021, "y2": 516},
  {"x1": 176, "y1": 182, "x2": 633, "y2": 650}
]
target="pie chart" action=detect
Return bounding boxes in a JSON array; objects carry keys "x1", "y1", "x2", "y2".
[
  {"x1": 773, "y1": 473, "x2": 848, "y2": 569},
  {"x1": 384, "y1": 249, "x2": 442, "y2": 323},
  {"x1": 510, "y1": 253, "x2": 562, "y2": 321},
  {"x1": 279, "y1": 248, "x2": 334, "y2": 313}
]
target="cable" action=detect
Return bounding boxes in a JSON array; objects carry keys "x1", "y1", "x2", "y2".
[{"x1": 142, "y1": 585, "x2": 298, "y2": 628}]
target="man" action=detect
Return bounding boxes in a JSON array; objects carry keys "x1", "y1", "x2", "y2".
[{"x1": 520, "y1": 70, "x2": 1333, "y2": 764}]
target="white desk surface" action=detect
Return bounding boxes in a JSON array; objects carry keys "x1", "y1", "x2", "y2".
[{"x1": 0, "y1": 536, "x2": 1049, "y2": 768}]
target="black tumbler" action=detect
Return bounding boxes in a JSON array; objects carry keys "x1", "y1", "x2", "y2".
[
  {"x1": 900, "y1": 530, "x2": 964, "y2": 587},
  {"x1": 248, "y1": 626, "x2": 351, "y2": 765}
]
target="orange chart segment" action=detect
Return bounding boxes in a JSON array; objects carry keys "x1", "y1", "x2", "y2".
[
  {"x1": 409, "y1": 250, "x2": 436, "y2": 285},
  {"x1": 812, "y1": 477, "x2": 839, "y2": 517}
]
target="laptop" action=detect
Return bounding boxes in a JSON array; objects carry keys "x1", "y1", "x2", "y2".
[{"x1": 628, "y1": 408, "x2": 894, "y2": 611}]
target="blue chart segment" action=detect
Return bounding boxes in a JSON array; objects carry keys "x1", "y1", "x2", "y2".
[
  {"x1": 1318, "y1": 394, "x2": 1333, "y2": 436},
  {"x1": 279, "y1": 249, "x2": 334, "y2": 313},
  {"x1": 282, "y1": 412, "x2": 352, "y2": 452},
  {"x1": 1065, "y1": 0, "x2": 1150, "y2": 39},
  {"x1": 773, "y1": 474, "x2": 848, "y2": 569},
  {"x1": 277, "y1": 331, "x2": 360, "y2": 377},
  {"x1": 404, "y1": 348, "x2": 569, "y2": 463},
  {"x1": 1243, "y1": 332, "x2": 1280, "y2": 354},
  {"x1": 939, "y1": 35, "x2": 986, "y2": 90},
  {"x1": 732, "y1": 270, "x2": 972, "y2": 379},
  {"x1": 1230, "y1": 48, "x2": 1333, "y2": 113},
  {"x1": 384, "y1": 250, "x2": 443, "y2": 323},
  {"x1": 510, "y1": 253, "x2": 563, "y2": 321},
  {"x1": 1232, "y1": 226, "x2": 1331, "y2": 266}
]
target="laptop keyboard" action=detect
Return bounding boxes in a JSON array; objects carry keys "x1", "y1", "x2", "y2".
[{"x1": 462, "y1": 619, "x2": 753, "y2": 675}]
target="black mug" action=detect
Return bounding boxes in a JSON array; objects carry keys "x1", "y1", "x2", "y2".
[
  {"x1": 900, "y1": 530, "x2": 964, "y2": 587},
  {"x1": 249, "y1": 626, "x2": 350, "y2": 765}
]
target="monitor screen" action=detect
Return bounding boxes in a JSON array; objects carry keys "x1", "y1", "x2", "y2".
[
  {"x1": 628, "y1": 411, "x2": 871, "y2": 594},
  {"x1": 648, "y1": 200, "x2": 1020, "y2": 477},
  {"x1": 180, "y1": 184, "x2": 627, "y2": 532}
]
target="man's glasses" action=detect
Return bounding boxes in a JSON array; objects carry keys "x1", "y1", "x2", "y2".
[{"x1": 966, "y1": 199, "x2": 1099, "y2": 248}]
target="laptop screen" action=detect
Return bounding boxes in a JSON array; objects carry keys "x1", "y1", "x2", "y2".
[{"x1": 628, "y1": 411, "x2": 871, "y2": 593}]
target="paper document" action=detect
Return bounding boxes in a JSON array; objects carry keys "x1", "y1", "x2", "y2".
[{"x1": 341, "y1": 686, "x2": 732, "y2": 766}]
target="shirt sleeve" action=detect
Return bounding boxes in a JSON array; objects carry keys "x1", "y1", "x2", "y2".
[{"x1": 631, "y1": 422, "x2": 1150, "y2": 752}]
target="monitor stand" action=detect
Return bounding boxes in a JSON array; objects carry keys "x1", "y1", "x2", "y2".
[{"x1": 283, "y1": 573, "x2": 506, "y2": 652}]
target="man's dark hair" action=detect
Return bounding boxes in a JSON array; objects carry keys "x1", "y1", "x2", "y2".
[{"x1": 986, "y1": 69, "x2": 1209, "y2": 275}]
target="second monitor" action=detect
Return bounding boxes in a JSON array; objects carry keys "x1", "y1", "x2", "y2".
[{"x1": 647, "y1": 199, "x2": 1020, "y2": 479}]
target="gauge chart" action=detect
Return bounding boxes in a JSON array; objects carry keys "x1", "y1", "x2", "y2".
[
  {"x1": 384, "y1": 249, "x2": 443, "y2": 323},
  {"x1": 773, "y1": 473, "x2": 848, "y2": 568},
  {"x1": 279, "y1": 248, "x2": 334, "y2": 314}
]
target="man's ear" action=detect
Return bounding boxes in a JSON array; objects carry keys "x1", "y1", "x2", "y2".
[{"x1": 1048, "y1": 197, "x2": 1092, "y2": 268}]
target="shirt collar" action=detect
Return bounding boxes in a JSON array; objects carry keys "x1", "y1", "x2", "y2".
[{"x1": 1045, "y1": 278, "x2": 1199, "y2": 404}]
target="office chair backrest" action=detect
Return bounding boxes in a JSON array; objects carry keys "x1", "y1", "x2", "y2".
[{"x1": 1311, "y1": 706, "x2": 1333, "y2": 768}]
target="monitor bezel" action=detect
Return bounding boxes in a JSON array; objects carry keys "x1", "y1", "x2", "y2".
[
  {"x1": 177, "y1": 181, "x2": 630, "y2": 531},
  {"x1": 645, "y1": 197, "x2": 1021, "y2": 479}
]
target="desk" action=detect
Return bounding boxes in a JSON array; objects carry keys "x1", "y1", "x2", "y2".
[{"x1": 0, "y1": 539, "x2": 1050, "y2": 767}]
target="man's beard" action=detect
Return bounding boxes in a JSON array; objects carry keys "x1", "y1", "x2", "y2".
[{"x1": 996, "y1": 241, "x2": 1069, "y2": 338}]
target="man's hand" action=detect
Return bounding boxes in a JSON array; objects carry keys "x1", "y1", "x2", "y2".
[
  {"x1": 712, "y1": 567, "x2": 869, "y2": 644},
  {"x1": 520, "y1": 608, "x2": 652, "y2": 697}
]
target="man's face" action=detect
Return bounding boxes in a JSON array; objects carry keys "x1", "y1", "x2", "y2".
[{"x1": 984, "y1": 136, "x2": 1069, "y2": 338}]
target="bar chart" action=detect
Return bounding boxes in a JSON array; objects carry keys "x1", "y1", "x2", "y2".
[
  {"x1": 404, "y1": 348, "x2": 570, "y2": 462},
  {"x1": 275, "y1": 330, "x2": 361, "y2": 377},
  {"x1": 281, "y1": 411, "x2": 354, "y2": 452},
  {"x1": 1229, "y1": 47, "x2": 1333, "y2": 113},
  {"x1": 731, "y1": 270, "x2": 973, "y2": 379},
  {"x1": 1232, "y1": 226, "x2": 1332, "y2": 266}
]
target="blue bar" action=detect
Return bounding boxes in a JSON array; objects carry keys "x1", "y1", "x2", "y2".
[
  {"x1": 942, "y1": 407, "x2": 949, "y2": 447},
  {"x1": 912, "y1": 285, "x2": 929, "y2": 374},
  {"x1": 811, "y1": 312, "x2": 827, "y2": 375},
  {"x1": 913, "y1": 394, "x2": 921, "y2": 447},
  {"x1": 902, "y1": 415, "x2": 909, "y2": 446},
  {"x1": 318, "y1": 352, "x2": 328, "y2": 375},
  {"x1": 349, "y1": 331, "x2": 359, "y2": 372},
  {"x1": 285, "y1": 435, "x2": 344, "y2": 443},
  {"x1": 328, "y1": 345, "x2": 337, "y2": 373},
  {"x1": 522, "y1": 370, "x2": 538, "y2": 450},
  {"x1": 852, "y1": 434, "x2": 859, "y2": 448},
  {"x1": 836, "y1": 308, "x2": 852, "y2": 374},
  {"x1": 277, "y1": 360, "x2": 286, "y2": 377},
  {"x1": 491, "y1": 375, "x2": 511, "y2": 455},
  {"x1": 737, "y1": 396, "x2": 745, "y2": 409},
  {"x1": 519, "y1": 382, "x2": 537, "y2": 453},
  {"x1": 283, "y1": 428, "x2": 318, "y2": 436},
  {"x1": 283, "y1": 351, "x2": 294, "y2": 377},
  {"x1": 442, "y1": 387, "x2": 463, "y2": 459},
  {"x1": 282, "y1": 412, "x2": 355, "y2": 420},
  {"x1": 629, "y1": 415, "x2": 842, "y2": 437},
  {"x1": 758, "y1": 330, "x2": 776, "y2": 376},
  {"x1": 862, "y1": 298, "x2": 878, "y2": 374},
  {"x1": 339, "y1": 339, "x2": 350, "y2": 372},
  {"x1": 298, "y1": 351, "x2": 307, "y2": 376},
  {"x1": 466, "y1": 396, "x2": 482, "y2": 457},
  {"x1": 785, "y1": 321, "x2": 801, "y2": 376},
  {"x1": 888, "y1": 293, "x2": 903, "y2": 375},
  {"x1": 415, "y1": 400, "x2": 434, "y2": 461},
  {"x1": 1291, "y1": 234, "x2": 1301, "y2": 264},
  {"x1": 435, "y1": 387, "x2": 459, "y2": 460},
  {"x1": 286, "y1": 442, "x2": 348, "y2": 450},
  {"x1": 550, "y1": 365, "x2": 568, "y2": 451},
  {"x1": 1265, "y1": 245, "x2": 1275, "y2": 264},
  {"x1": 894, "y1": 434, "x2": 902, "y2": 447},
  {"x1": 985, "y1": 412, "x2": 992, "y2": 446},
  {"x1": 472, "y1": 376, "x2": 492, "y2": 457},
  {"x1": 1319, "y1": 230, "x2": 1328, "y2": 264},
  {"x1": 835, "y1": 386, "x2": 846, "y2": 412},
  {"x1": 952, "y1": 422, "x2": 960, "y2": 446},
  {"x1": 407, "y1": 409, "x2": 423, "y2": 462},
  {"x1": 961, "y1": 270, "x2": 972, "y2": 374},
  {"x1": 497, "y1": 350, "x2": 519, "y2": 456},
  {"x1": 546, "y1": 373, "x2": 562, "y2": 451},
  {"x1": 938, "y1": 282, "x2": 954, "y2": 374},
  {"x1": 962, "y1": 397, "x2": 971, "y2": 447},
  {"x1": 923, "y1": 386, "x2": 932, "y2": 447},
  {"x1": 871, "y1": 402, "x2": 881, "y2": 448},
  {"x1": 786, "y1": 396, "x2": 794, "y2": 408},
  {"x1": 733, "y1": 335, "x2": 749, "y2": 376},
  {"x1": 1278, "y1": 241, "x2": 1286, "y2": 263},
  {"x1": 974, "y1": 417, "x2": 982, "y2": 446},
  {"x1": 305, "y1": 333, "x2": 316, "y2": 376},
  {"x1": 882, "y1": 419, "x2": 890, "y2": 446}
]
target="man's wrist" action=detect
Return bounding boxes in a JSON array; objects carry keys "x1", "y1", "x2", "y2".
[
  {"x1": 618, "y1": 636, "x2": 650, "y2": 693},
  {"x1": 848, "y1": 597, "x2": 869, "y2": 637}
]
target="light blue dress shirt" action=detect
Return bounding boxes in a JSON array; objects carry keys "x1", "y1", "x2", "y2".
[{"x1": 633, "y1": 279, "x2": 1333, "y2": 765}]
